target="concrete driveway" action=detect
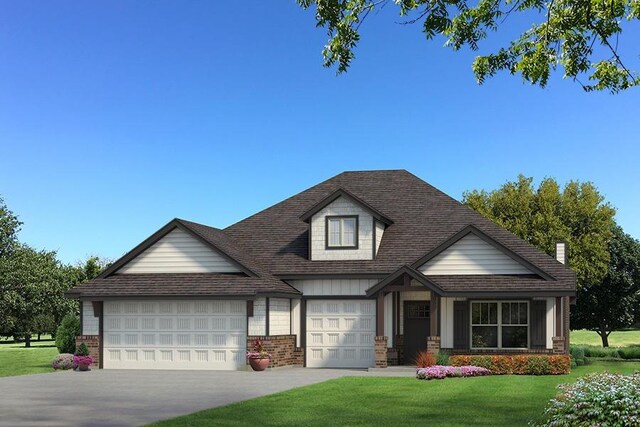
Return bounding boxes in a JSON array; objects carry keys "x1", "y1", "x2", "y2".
[{"x1": 0, "y1": 367, "x2": 410, "y2": 427}]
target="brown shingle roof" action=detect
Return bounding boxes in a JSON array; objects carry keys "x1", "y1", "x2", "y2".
[
  {"x1": 69, "y1": 170, "x2": 576, "y2": 298},
  {"x1": 224, "y1": 170, "x2": 576, "y2": 286},
  {"x1": 66, "y1": 274, "x2": 300, "y2": 298}
]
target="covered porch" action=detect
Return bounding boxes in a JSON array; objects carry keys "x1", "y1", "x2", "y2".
[{"x1": 367, "y1": 266, "x2": 572, "y2": 368}]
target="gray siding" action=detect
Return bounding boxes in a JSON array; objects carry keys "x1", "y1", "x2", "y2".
[
  {"x1": 419, "y1": 234, "x2": 533, "y2": 275},
  {"x1": 118, "y1": 228, "x2": 242, "y2": 274}
]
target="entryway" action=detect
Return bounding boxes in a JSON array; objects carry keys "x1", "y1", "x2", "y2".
[{"x1": 403, "y1": 301, "x2": 430, "y2": 364}]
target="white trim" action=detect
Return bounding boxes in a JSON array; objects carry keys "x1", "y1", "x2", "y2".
[{"x1": 470, "y1": 301, "x2": 530, "y2": 350}]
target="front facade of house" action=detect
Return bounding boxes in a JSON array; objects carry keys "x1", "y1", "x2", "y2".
[{"x1": 67, "y1": 170, "x2": 575, "y2": 370}]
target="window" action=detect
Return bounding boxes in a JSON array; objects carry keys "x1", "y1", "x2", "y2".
[
  {"x1": 326, "y1": 216, "x2": 358, "y2": 248},
  {"x1": 471, "y1": 301, "x2": 528, "y2": 349}
]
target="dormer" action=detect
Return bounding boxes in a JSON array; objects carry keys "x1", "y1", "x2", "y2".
[{"x1": 300, "y1": 188, "x2": 393, "y2": 261}]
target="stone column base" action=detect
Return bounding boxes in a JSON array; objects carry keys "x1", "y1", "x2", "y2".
[
  {"x1": 374, "y1": 336, "x2": 388, "y2": 368},
  {"x1": 427, "y1": 336, "x2": 441, "y2": 354},
  {"x1": 552, "y1": 336, "x2": 565, "y2": 354}
]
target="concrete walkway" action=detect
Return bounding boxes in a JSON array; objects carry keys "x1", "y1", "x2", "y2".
[{"x1": 0, "y1": 367, "x2": 414, "y2": 427}]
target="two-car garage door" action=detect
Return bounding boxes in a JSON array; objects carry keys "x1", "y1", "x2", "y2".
[
  {"x1": 103, "y1": 300, "x2": 246, "y2": 370},
  {"x1": 306, "y1": 300, "x2": 376, "y2": 368}
]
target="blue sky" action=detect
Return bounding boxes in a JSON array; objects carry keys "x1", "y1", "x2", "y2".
[{"x1": 1, "y1": 1, "x2": 638, "y2": 264}]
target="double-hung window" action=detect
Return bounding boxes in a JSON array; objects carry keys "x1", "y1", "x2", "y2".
[
  {"x1": 326, "y1": 216, "x2": 358, "y2": 248},
  {"x1": 471, "y1": 301, "x2": 528, "y2": 349}
]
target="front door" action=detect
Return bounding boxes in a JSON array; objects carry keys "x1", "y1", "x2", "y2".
[{"x1": 404, "y1": 301, "x2": 430, "y2": 365}]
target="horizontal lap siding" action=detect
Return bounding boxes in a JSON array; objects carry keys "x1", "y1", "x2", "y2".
[
  {"x1": 82, "y1": 302, "x2": 99, "y2": 335},
  {"x1": 118, "y1": 228, "x2": 242, "y2": 274},
  {"x1": 248, "y1": 298, "x2": 266, "y2": 335},
  {"x1": 269, "y1": 298, "x2": 291, "y2": 336},
  {"x1": 419, "y1": 234, "x2": 533, "y2": 275}
]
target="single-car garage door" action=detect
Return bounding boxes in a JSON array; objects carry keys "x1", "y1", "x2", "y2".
[
  {"x1": 306, "y1": 299, "x2": 376, "y2": 368},
  {"x1": 103, "y1": 300, "x2": 246, "y2": 370}
]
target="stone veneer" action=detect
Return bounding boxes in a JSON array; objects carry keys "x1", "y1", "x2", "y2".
[
  {"x1": 552, "y1": 336, "x2": 566, "y2": 354},
  {"x1": 427, "y1": 336, "x2": 441, "y2": 354},
  {"x1": 75, "y1": 335, "x2": 100, "y2": 368},
  {"x1": 374, "y1": 336, "x2": 388, "y2": 368},
  {"x1": 247, "y1": 335, "x2": 304, "y2": 368}
]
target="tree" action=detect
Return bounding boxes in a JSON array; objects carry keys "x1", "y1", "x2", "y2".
[
  {"x1": 55, "y1": 313, "x2": 80, "y2": 354},
  {"x1": 463, "y1": 175, "x2": 616, "y2": 288},
  {"x1": 0, "y1": 196, "x2": 21, "y2": 258},
  {"x1": 297, "y1": 0, "x2": 640, "y2": 93},
  {"x1": 572, "y1": 225, "x2": 640, "y2": 346},
  {"x1": 0, "y1": 245, "x2": 78, "y2": 347}
]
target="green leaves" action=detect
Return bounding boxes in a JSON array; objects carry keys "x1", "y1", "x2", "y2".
[{"x1": 298, "y1": 0, "x2": 640, "y2": 92}]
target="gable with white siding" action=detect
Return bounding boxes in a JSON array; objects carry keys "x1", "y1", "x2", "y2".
[
  {"x1": 118, "y1": 228, "x2": 242, "y2": 274},
  {"x1": 419, "y1": 233, "x2": 533, "y2": 275}
]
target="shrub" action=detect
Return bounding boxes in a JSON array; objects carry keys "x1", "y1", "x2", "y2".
[
  {"x1": 414, "y1": 351, "x2": 436, "y2": 368},
  {"x1": 436, "y1": 350, "x2": 450, "y2": 366},
  {"x1": 618, "y1": 347, "x2": 640, "y2": 360},
  {"x1": 55, "y1": 314, "x2": 80, "y2": 354},
  {"x1": 51, "y1": 353, "x2": 74, "y2": 370},
  {"x1": 449, "y1": 354, "x2": 571, "y2": 375},
  {"x1": 416, "y1": 365, "x2": 491, "y2": 380},
  {"x1": 537, "y1": 372, "x2": 640, "y2": 426},
  {"x1": 75, "y1": 342, "x2": 89, "y2": 356}
]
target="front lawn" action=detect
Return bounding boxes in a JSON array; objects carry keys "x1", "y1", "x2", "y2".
[
  {"x1": 0, "y1": 336, "x2": 58, "y2": 378},
  {"x1": 571, "y1": 329, "x2": 640, "y2": 347},
  {"x1": 151, "y1": 361, "x2": 640, "y2": 427}
]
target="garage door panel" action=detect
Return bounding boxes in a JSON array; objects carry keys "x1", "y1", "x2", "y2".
[
  {"x1": 306, "y1": 300, "x2": 376, "y2": 368},
  {"x1": 103, "y1": 300, "x2": 246, "y2": 370}
]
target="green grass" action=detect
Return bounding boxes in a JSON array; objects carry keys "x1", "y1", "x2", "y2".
[
  {"x1": 571, "y1": 329, "x2": 640, "y2": 347},
  {"x1": 150, "y1": 361, "x2": 640, "y2": 427},
  {"x1": 0, "y1": 335, "x2": 59, "y2": 377}
]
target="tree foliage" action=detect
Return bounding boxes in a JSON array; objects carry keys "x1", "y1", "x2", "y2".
[
  {"x1": 463, "y1": 175, "x2": 616, "y2": 288},
  {"x1": 0, "y1": 196, "x2": 21, "y2": 258},
  {"x1": 297, "y1": 0, "x2": 640, "y2": 93},
  {"x1": 55, "y1": 313, "x2": 80, "y2": 354},
  {"x1": 572, "y1": 225, "x2": 640, "y2": 346}
]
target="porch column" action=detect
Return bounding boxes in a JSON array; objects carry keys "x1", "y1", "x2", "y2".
[
  {"x1": 552, "y1": 296, "x2": 566, "y2": 354},
  {"x1": 376, "y1": 293, "x2": 384, "y2": 336},
  {"x1": 427, "y1": 294, "x2": 441, "y2": 354}
]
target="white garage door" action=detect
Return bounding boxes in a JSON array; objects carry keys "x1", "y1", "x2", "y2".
[
  {"x1": 306, "y1": 299, "x2": 376, "y2": 368},
  {"x1": 103, "y1": 300, "x2": 246, "y2": 370}
]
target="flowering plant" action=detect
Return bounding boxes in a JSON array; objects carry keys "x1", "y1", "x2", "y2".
[
  {"x1": 246, "y1": 339, "x2": 271, "y2": 360},
  {"x1": 52, "y1": 354, "x2": 74, "y2": 370},
  {"x1": 537, "y1": 372, "x2": 640, "y2": 426},
  {"x1": 416, "y1": 365, "x2": 491, "y2": 380},
  {"x1": 73, "y1": 355, "x2": 94, "y2": 366}
]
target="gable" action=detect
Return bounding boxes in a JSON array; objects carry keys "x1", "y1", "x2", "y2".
[
  {"x1": 117, "y1": 228, "x2": 243, "y2": 274},
  {"x1": 310, "y1": 196, "x2": 374, "y2": 261},
  {"x1": 418, "y1": 234, "x2": 534, "y2": 275}
]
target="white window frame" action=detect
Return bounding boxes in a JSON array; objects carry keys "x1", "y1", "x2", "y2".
[
  {"x1": 325, "y1": 216, "x2": 358, "y2": 249},
  {"x1": 470, "y1": 301, "x2": 529, "y2": 350}
]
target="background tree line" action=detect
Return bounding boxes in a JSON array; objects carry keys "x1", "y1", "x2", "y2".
[
  {"x1": 0, "y1": 196, "x2": 109, "y2": 347},
  {"x1": 464, "y1": 176, "x2": 640, "y2": 347}
]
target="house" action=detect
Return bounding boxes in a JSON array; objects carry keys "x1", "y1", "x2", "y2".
[{"x1": 66, "y1": 170, "x2": 575, "y2": 370}]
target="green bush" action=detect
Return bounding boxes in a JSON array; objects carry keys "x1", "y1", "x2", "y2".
[
  {"x1": 55, "y1": 314, "x2": 80, "y2": 354},
  {"x1": 537, "y1": 373, "x2": 640, "y2": 426},
  {"x1": 618, "y1": 347, "x2": 640, "y2": 359},
  {"x1": 436, "y1": 351, "x2": 450, "y2": 366},
  {"x1": 75, "y1": 342, "x2": 89, "y2": 356}
]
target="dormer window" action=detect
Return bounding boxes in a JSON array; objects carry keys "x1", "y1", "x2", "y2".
[{"x1": 326, "y1": 216, "x2": 358, "y2": 249}]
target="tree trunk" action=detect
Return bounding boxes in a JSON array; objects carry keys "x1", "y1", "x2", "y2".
[
  {"x1": 37, "y1": 333, "x2": 41, "y2": 341},
  {"x1": 24, "y1": 335, "x2": 31, "y2": 348},
  {"x1": 599, "y1": 326, "x2": 609, "y2": 347}
]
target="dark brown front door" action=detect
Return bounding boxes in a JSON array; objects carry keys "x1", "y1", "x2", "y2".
[{"x1": 404, "y1": 301, "x2": 430, "y2": 365}]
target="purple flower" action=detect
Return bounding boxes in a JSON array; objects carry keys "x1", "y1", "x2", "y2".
[{"x1": 416, "y1": 365, "x2": 491, "y2": 380}]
